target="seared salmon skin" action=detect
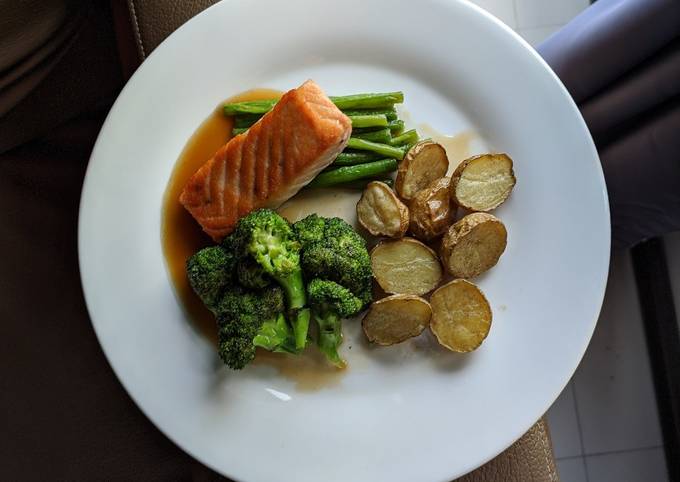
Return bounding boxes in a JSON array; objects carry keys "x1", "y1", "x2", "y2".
[{"x1": 180, "y1": 80, "x2": 351, "y2": 241}]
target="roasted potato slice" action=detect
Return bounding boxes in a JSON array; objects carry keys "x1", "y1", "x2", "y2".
[
  {"x1": 441, "y1": 212, "x2": 507, "y2": 278},
  {"x1": 371, "y1": 238, "x2": 442, "y2": 295},
  {"x1": 357, "y1": 181, "x2": 409, "y2": 237},
  {"x1": 395, "y1": 140, "x2": 449, "y2": 201},
  {"x1": 409, "y1": 177, "x2": 455, "y2": 240},
  {"x1": 430, "y1": 279, "x2": 492, "y2": 352},
  {"x1": 450, "y1": 153, "x2": 516, "y2": 211},
  {"x1": 362, "y1": 294, "x2": 432, "y2": 345}
]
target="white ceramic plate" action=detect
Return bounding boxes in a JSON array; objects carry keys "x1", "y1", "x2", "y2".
[{"x1": 79, "y1": 0, "x2": 610, "y2": 480}]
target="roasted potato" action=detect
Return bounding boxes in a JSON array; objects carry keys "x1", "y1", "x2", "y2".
[
  {"x1": 357, "y1": 181, "x2": 409, "y2": 237},
  {"x1": 450, "y1": 153, "x2": 516, "y2": 211},
  {"x1": 395, "y1": 140, "x2": 449, "y2": 201},
  {"x1": 363, "y1": 294, "x2": 432, "y2": 345},
  {"x1": 409, "y1": 177, "x2": 455, "y2": 240},
  {"x1": 441, "y1": 212, "x2": 507, "y2": 279},
  {"x1": 430, "y1": 279, "x2": 492, "y2": 352},
  {"x1": 371, "y1": 238, "x2": 443, "y2": 295}
]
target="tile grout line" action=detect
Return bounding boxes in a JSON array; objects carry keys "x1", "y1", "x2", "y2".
[
  {"x1": 556, "y1": 444, "x2": 665, "y2": 461},
  {"x1": 570, "y1": 381, "x2": 591, "y2": 482},
  {"x1": 581, "y1": 457, "x2": 590, "y2": 482},
  {"x1": 570, "y1": 381, "x2": 588, "y2": 457}
]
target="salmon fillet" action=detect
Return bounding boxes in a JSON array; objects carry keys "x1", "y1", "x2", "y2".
[{"x1": 180, "y1": 80, "x2": 352, "y2": 241}]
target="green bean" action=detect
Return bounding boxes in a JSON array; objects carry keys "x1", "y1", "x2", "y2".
[
  {"x1": 342, "y1": 108, "x2": 397, "y2": 121},
  {"x1": 336, "y1": 177, "x2": 395, "y2": 189},
  {"x1": 389, "y1": 129, "x2": 419, "y2": 146},
  {"x1": 330, "y1": 92, "x2": 404, "y2": 110},
  {"x1": 223, "y1": 100, "x2": 277, "y2": 115},
  {"x1": 308, "y1": 159, "x2": 398, "y2": 188},
  {"x1": 233, "y1": 115, "x2": 261, "y2": 128},
  {"x1": 349, "y1": 114, "x2": 388, "y2": 129},
  {"x1": 346, "y1": 138, "x2": 406, "y2": 160},
  {"x1": 224, "y1": 92, "x2": 404, "y2": 116},
  {"x1": 333, "y1": 152, "x2": 382, "y2": 166},
  {"x1": 352, "y1": 128, "x2": 391, "y2": 143}
]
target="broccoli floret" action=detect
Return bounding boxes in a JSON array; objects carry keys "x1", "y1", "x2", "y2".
[
  {"x1": 253, "y1": 313, "x2": 297, "y2": 353},
  {"x1": 292, "y1": 213, "x2": 326, "y2": 246},
  {"x1": 236, "y1": 257, "x2": 271, "y2": 289},
  {"x1": 294, "y1": 215, "x2": 373, "y2": 305},
  {"x1": 231, "y1": 209, "x2": 310, "y2": 351},
  {"x1": 186, "y1": 246, "x2": 234, "y2": 312},
  {"x1": 216, "y1": 285, "x2": 292, "y2": 369},
  {"x1": 307, "y1": 279, "x2": 364, "y2": 368}
]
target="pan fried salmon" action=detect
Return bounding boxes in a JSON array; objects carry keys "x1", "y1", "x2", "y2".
[{"x1": 180, "y1": 80, "x2": 352, "y2": 241}]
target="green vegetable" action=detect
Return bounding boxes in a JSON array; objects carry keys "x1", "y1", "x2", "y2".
[
  {"x1": 342, "y1": 107, "x2": 397, "y2": 121},
  {"x1": 233, "y1": 115, "x2": 261, "y2": 129},
  {"x1": 330, "y1": 92, "x2": 404, "y2": 110},
  {"x1": 234, "y1": 114, "x2": 394, "y2": 134},
  {"x1": 253, "y1": 313, "x2": 297, "y2": 352},
  {"x1": 186, "y1": 246, "x2": 234, "y2": 312},
  {"x1": 230, "y1": 209, "x2": 310, "y2": 350},
  {"x1": 223, "y1": 99, "x2": 277, "y2": 115},
  {"x1": 346, "y1": 138, "x2": 406, "y2": 160},
  {"x1": 223, "y1": 92, "x2": 404, "y2": 116},
  {"x1": 307, "y1": 279, "x2": 364, "y2": 368},
  {"x1": 216, "y1": 285, "x2": 295, "y2": 369},
  {"x1": 334, "y1": 177, "x2": 394, "y2": 189},
  {"x1": 333, "y1": 151, "x2": 382, "y2": 166},
  {"x1": 388, "y1": 119, "x2": 405, "y2": 133},
  {"x1": 307, "y1": 159, "x2": 398, "y2": 188},
  {"x1": 293, "y1": 215, "x2": 373, "y2": 306},
  {"x1": 348, "y1": 114, "x2": 388, "y2": 129},
  {"x1": 389, "y1": 129, "x2": 419, "y2": 146},
  {"x1": 236, "y1": 257, "x2": 270, "y2": 289},
  {"x1": 353, "y1": 128, "x2": 391, "y2": 143},
  {"x1": 294, "y1": 216, "x2": 373, "y2": 367}
]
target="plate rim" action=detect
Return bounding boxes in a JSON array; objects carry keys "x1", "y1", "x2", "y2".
[{"x1": 78, "y1": 0, "x2": 611, "y2": 480}]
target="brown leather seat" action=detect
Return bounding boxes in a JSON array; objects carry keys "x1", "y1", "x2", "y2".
[{"x1": 0, "y1": 1, "x2": 558, "y2": 480}]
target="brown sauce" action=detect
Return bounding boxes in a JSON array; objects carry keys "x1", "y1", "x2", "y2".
[
  {"x1": 161, "y1": 88, "x2": 344, "y2": 390},
  {"x1": 161, "y1": 89, "x2": 282, "y2": 344}
]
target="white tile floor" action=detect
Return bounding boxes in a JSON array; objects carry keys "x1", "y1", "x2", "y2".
[{"x1": 466, "y1": 0, "x2": 673, "y2": 480}]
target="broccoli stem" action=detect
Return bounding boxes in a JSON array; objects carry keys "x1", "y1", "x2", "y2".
[
  {"x1": 223, "y1": 92, "x2": 404, "y2": 116},
  {"x1": 232, "y1": 127, "x2": 248, "y2": 136},
  {"x1": 346, "y1": 138, "x2": 406, "y2": 159},
  {"x1": 291, "y1": 308, "x2": 311, "y2": 351},
  {"x1": 275, "y1": 269, "x2": 306, "y2": 310},
  {"x1": 389, "y1": 129, "x2": 419, "y2": 146},
  {"x1": 253, "y1": 313, "x2": 297, "y2": 353},
  {"x1": 314, "y1": 312, "x2": 346, "y2": 368},
  {"x1": 348, "y1": 114, "x2": 388, "y2": 129},
  {"x1": 273, "y1": 269, "x2": 309, "y2": 351},
  {"x1": 308, "y1": 159, "x2": 398, "y2": 188},
  {"x1": 333, "y1": 151, "x2": 381, "y2": 166},
  {"x1": 352, "y1": 128, "x2": 392, "y2": 143}
]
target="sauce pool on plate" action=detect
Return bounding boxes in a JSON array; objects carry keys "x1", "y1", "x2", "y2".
[
  {"x1": 161, "y1": 88, "x2": 345, "y2": 390},
  {"x1": 161, "y1": 89, "x2": 282, "y2": 344}
]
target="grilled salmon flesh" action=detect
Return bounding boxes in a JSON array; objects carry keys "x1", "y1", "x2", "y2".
[{"x1": 180, "y1": 80, "x2": 351, "y2": 241}]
